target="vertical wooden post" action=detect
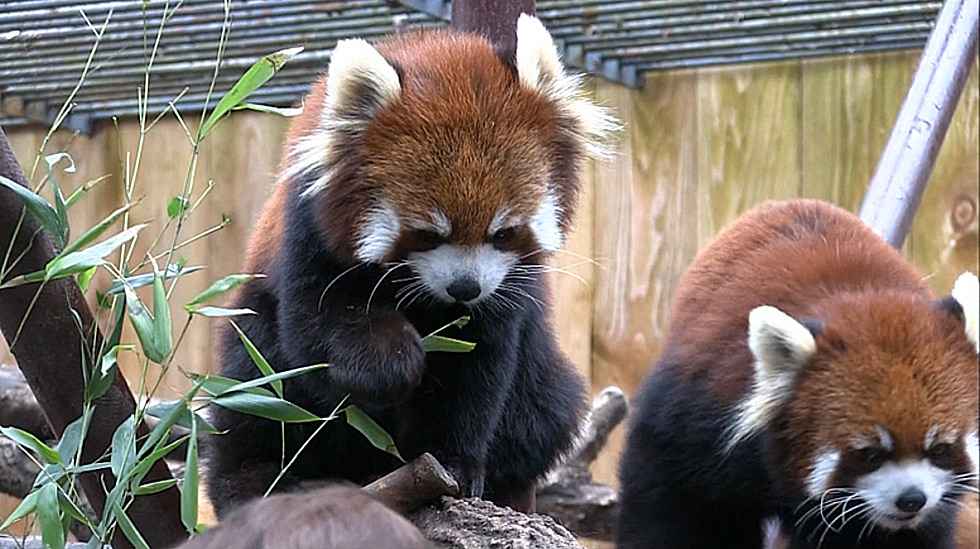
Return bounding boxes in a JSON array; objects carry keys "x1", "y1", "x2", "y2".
[
  {"x1": 450, "y1": 0, "x2": 535, "y2": 59},
  {"x1": 0, "y1": 127, "x2": 187, "y2": 549},
  {"x1": 858, "y1": 0, "x2": 979, "y2": 249}
]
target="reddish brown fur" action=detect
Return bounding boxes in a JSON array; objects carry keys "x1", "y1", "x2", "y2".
[
  {"x1": 666, "y1": 199, "x2": 978, "y2": 490},
  {"x1": 271, "y1": 29, "x2": 581, "y2": 264},
  {"x1": 956, "y1": 493, "x2": 979, "y2": 549}
]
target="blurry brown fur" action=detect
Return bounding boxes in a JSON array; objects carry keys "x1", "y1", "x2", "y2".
[{"x1": 172, "y1": 484, "x2": 430, "y2": 549}]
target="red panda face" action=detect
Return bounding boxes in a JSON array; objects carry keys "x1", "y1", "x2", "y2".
[
  {"x1": 280, "y1": 16, "x2": 616, "y2": 306},
  {"x1": 733, "y1": 273, "x2": 980, "y2": 536}
]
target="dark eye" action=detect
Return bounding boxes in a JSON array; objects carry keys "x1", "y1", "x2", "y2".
[
  {"x1": 927, "y1": 443, "x2": 954, "y2": 465},
  {"x1": 855, "y1": 447, "x2": 888, "y2": 468},
  {"x1": 490, "y1": 227, "x2": 517, "y2": 247},
  {"x1": 414, "y1": 229, "x2": 445, "y2": 246}
]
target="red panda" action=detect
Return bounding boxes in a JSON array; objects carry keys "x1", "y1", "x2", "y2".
[
  {"x1": 205, "y1": 16, "x2": 616, "y2": 517},
  {"x1": 617, "y1": 199, "x2": 979, "y2": 549}
]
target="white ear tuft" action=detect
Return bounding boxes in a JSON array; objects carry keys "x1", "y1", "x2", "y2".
[
  {"x1": 324, "y1": 39, "x2": 401, "y2": 122},
  {"x1": 515, "y1": 14, "x2": 564, "y2": 93},
  {"x1": 748, "y1": 305, "x2": 817, "y2": 374},
  {"x1": 726, "y1": 306, "x2": 816, "y2": 451},
  {"x1": 515, "y1": 14, "x2": 620, "y2": 160},
  {"x1": 952, "y1": 271, "x2": 979, "y2": 354}
]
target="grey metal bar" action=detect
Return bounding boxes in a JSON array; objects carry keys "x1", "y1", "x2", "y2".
[{"x1": 858, "y1": 0, "x2": 980, "y2": 248}]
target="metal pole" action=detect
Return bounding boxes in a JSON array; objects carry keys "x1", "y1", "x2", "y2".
[
  {"x1": 0, "y1": 126, "x2": 187, "y2": 549},
  {"x1": 858, "y1": 0, "x2": 979, "y2": 249},
  {"x1": 450, "y1": 0, "x2": 536, "y2": 60}
]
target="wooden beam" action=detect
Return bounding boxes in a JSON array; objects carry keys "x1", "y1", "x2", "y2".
[
  {"x1": 450, "y1": 0, "x2": 535, "y2": 59},
  {"x1": 858, "y1": 0, "x2": 979, "y2": 248}
]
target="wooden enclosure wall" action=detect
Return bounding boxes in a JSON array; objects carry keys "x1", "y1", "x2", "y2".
[{"x1": 1, "y1": 51, "x2": 977, "y2": 489}]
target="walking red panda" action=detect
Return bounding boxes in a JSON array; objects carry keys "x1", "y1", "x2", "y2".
[
  {"x1": 205, "y1": 16, "x2": 616, "y2": 516},
  {"x1": 617, "y1": 199, "x2": 979, "y2": 549}
]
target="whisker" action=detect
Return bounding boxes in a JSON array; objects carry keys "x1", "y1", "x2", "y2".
[
  {"x1": 366, "y1": 262, "x2": 408, "y2": 314},
  {"x1": 319, "y1": 263, "x2": 363, "y2": 312}
]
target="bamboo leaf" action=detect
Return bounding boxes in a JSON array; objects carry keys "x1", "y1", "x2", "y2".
[
  {"x1": 86, "y1": 345, "x2": 133, "y2": 401},
  {"x1": 185, "y1": 274, "x2": 262, "y2": 310},
  {"x1": 344, "y1": 405, "x2": 403, "y2": 462},
  {"x1": 112, "y1": 500, "x2": 151, "y2": 549},
  {"x1": 233, "y1": 103, "x2": 303, "y2": 117},
  {"x1": 133, "y1": 479, "x2": 178, "y2": 496},
  {"x1": 211, "y1": 392, "x2": 320, "y2": 423},
  {"x1": 0, "y1": 174, "x2": 65, "y2": 248},
  {"x1": 181, "y1": 418, "x2": 199, "y2": 534},
  {"x1": 106, "y1": 264, "x2": 203, "y2": 295},
  {"x1": 37, "y1": 483, "x2": 65, "y2": 549},
  {"x1": 0, "y1": 426, "x2": 61, "y2": 464},
  {"x1": 210, "y1": 364, "x2": 328, "y2": 396},
  {"x1": 77, "y1": 266, "x2": 97, "y2": 292},
  {"x1": 189, "y1": 373, "x2": 276, "y2": 398},
  {"x1": 59, "y1": 202, "x2": 134, "y2": 258},
  {"x1": 0, "y1": 489, "x2": 40, "y2": 530},
  {"x1": 123, "y1": 273, "x2": 172, "y2": 364},
  {"x1": 167, "y1": 196, "x2": 189, "y2": 220},
  {"x1": 45, "y1": 224, "x2": 145, "y2": 281},
  {"x1": 56, "y1": 408, "x2": 93, "y2": 465},
  {"x1": 190, "y1": 306, "x2": 256, "y2": 317},
  {"x1": 110, "y1": 416, "x2": 136, "y2": 479},
  {"x1": 198, "y1": 46, "x2": 303, "y2": 139},
  {"x1": 422, "y1": 335, "x2": 477, "y2": 353},
  {"x1": 229, "y1": 320, "x2": 280, "y2": 397}
]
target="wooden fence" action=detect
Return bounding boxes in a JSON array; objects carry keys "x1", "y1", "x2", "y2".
[{"x1": 1, "y1": 50, "x2": 977, "y2": 487}]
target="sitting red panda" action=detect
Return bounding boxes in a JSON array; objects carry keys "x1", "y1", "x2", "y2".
[
  {"x1": 205, "y1": 15, "x2": 616, "y2": 516},
  {"x1": 617, "y1": 199, "x2": 979, "y2": 549}
]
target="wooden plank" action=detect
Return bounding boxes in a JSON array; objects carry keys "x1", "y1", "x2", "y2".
[
  {"x1": 549, "y1": 127, "x2": 596, "y2": 385},
  {"x1": 801, "y1": 52, "x2": 914, "y2": 211},
  {"x1": 907, "y1": 55, "x2": 980, "y2": 294},
  {"x1": 696, "y1": 60, "x2": 802, "y2": 246},
  {"x1": 590, "y1": 69, "x2": 700, "y2": 486}
]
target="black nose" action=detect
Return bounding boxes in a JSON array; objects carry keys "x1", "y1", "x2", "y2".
[
  {"x1": 895, "y1": 488, "x2": 927, "y2": 513},
  {"x1": 447, "y1": 278, "x2": 481, "y2": 302}
]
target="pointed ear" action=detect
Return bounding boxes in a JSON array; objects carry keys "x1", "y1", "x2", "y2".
[
  {"x1": 324, "y1": 39, "x2": 401, "y2": 123},
  {"x1": 748, "y1": 305, "x2": 818, "y2": 376},
  {"x1": 726, "y1": 306, "x2": 817, "y2": 451},
  {"x1": 950, "y1": 272, "x2": 979, "y2": 353},
  {"x1": 514, "y1": 14, "x2": 619, "y2": 160},
  {"x1": 515, "y1": 14, "x2": 564, "y2": 94}
]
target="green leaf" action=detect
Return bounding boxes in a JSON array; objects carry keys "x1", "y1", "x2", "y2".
[
  {"x1": 110, "y1": 416, "x2": 136, "y2": 479},
  {"x1": 190, "y1": 306, "x2": 256, "y2": 317},
  {"x1": 138, "y1": 395, "x2": 191, "y2": 461},
  {"x1": 167, "y1": 196, "x2": 189, "y2": 220},
  {"x1": 59, "y1": 202, "x2": 134, "y2": 258},
  {"x1": 181, "y1": 418, "x2": 199, "y2": 534},
  {"x1": 124, "y1": 272, "x2": 172, "y2": 364},
  {"x1": 44, "y1": 153, "x2": 73, "y2": 248},
  {"x1": 0, "y1": 426, "x2": 61, "y2": 464},
  {"x1": 44, "y1": 152, "x2": 76, "y2": 175},
  {"x1": 0, "y1": 174, "x2": 66, "y2": 249},
  {"x1": 107, "y1": 264, "x2": 204, "y2": 295},
  {"x1": 211, "y1": 392, "x2": 320, "y2": 423},
  {"x1": 229, "y1": 320, "x2": 280, "y2": 397},
  {"x1": 45, "y1": 224, "x2": 145, "y2": 282},
  {"x1": 185, "y1": 274, "x2": 262, "y2": 310},
  {"x1": 199, "y1": 46, "x2": 303, "y2": 139},
  {"x1": 208, "y1": 364, "x2": 328, "y2": 397},
  {"x1": 133, "y1": 478, "x2": 178, "y2": 496},
  {"x1": 422, "y1": 335, "x2": 477, "y2": 353},
  {"x1": 112, "y1": 500, "x2": 151, "y2": 549},
  {"x1": 37, "y1": 483, "x2": 65, "y2": 549},
  {"x1": 77, "y1": 266, "x2": 97, "y2": 292},
  {"x1": 129, "y1": 436, "x2": 188, "y2": 489},
  {"x1": 86, "y1": 345, "x2": 133, "y2": 401},
  {"x1": 344, "y1": 405, "x2": 403, "y2": 462},
  {"x1": 56, "y1": 408, "x2": 93, "y2": 465},
  {"x1": 233, "y1": 103, "x2": 303, "y2": 117},
  {"x1": 146, "y1": 400, "x2": 218, "y2": 434},
  {"x1": 34, "y1": 463, "x2": 66, "y2": 489},
  {"x1": 190, "y1": 373, "x2": 276, "y2": 398},
  {"x1": 0, "y1": 488, "x2": 40, "y2": 530}
]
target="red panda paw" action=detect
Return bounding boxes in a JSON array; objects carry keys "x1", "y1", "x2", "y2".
[
  {"x1": 442, "y1": 457, "x2": 486, "y2": 499},
  {"x1": 331, "y1": 310, "x2": 426, "y2": 405}
]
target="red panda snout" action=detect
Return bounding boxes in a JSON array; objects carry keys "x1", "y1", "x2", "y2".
[
  {"x1": 853, "y1": 458, "x2": 953, "y2": 530},
  {"x1": 408, "y1": 243, "x2": 518, "y2": 305}
]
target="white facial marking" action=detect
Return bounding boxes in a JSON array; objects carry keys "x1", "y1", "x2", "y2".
[
  {"x1": 952, "y1": 271, "x2": 979, "y2": 353},
  {"x1": 530, "y1": 193, "x2": 563, "y2": 252},
  {"x1": 355, "y1": 202, "x2": 401, "y2": 263},
  {"x1": 488, "y1": 206, "x2": 516, "y2": 236},
  {"x1": 726, "y1": 306, "x2": 816, "y2": 450},
  {"x1": 966, "y1": 431, "x2": 979, "y2": 473},
  {"x1": 855, "y1": 459, "x2": 951, "y2": 531},
  {"x1": 806, "y1": 449, "x2": 841, "y2": 497},
  {"x1": 406, "y1": 210, "x2": 452, "y2": 238},
  {"x1": 408, "y1": 243, "x2": 518, "y2": 304},
  {"x1": 923, "y1": 426, "x2": 940, "y2": 451},
  {"x1": 876, "y1": 426, "x2": 894, "y2": 452}
]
